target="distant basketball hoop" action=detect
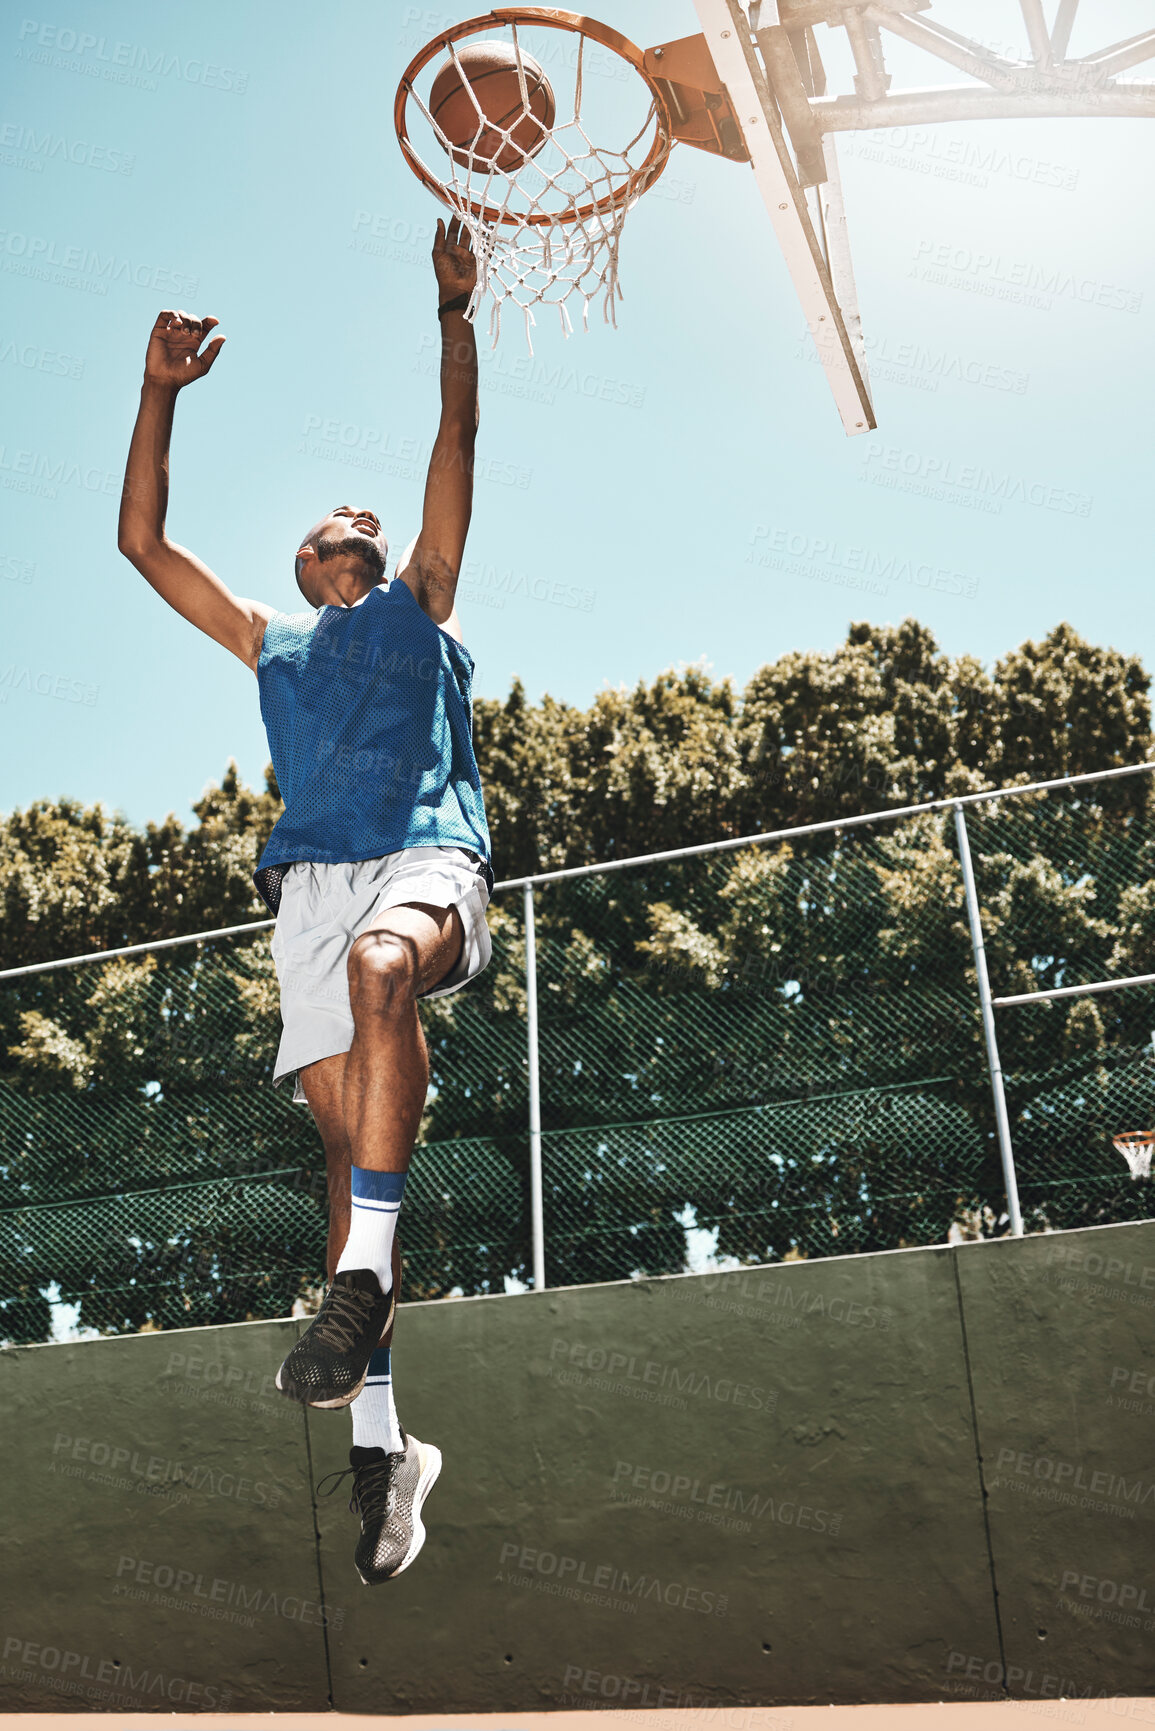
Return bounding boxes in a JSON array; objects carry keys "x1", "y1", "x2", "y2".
[
  {"x1": 1111, "y1": 1130, "x2": 1155, "y2": 1181},
  {"x1": 394, "y1": 8, "x2": 676, "y2": 347}
]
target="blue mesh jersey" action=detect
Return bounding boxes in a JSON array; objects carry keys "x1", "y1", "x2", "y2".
[{"x1": 253, "y1": 580, "x2": 492, "y2": 914}]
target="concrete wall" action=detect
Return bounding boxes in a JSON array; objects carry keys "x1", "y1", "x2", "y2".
[{"x1": 1, "y1": 1219, "x2": 1153, "y2": 1714}]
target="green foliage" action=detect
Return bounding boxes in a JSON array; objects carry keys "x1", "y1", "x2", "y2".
[
  {"x1": 2, "y1": 618, "x2": 1153, "y2": 1341},
  {"x1": 994, "y1": 623, "x2": 1150, "y2": 786},
  {"x1": 0, "y1": 762, "x2": 282, "y2": 970}
]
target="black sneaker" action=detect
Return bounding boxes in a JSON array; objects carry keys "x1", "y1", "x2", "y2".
[
  {"x1": 319, "y1": 1433, "x2": 442, "y2": 1585},
  {"x1": 275, "y1": 1269, "x2": 394, "y2": 1408}
]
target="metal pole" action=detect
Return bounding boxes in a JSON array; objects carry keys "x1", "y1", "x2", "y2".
[
  {"x1": 954, "y1": 805, "x2": 1024, "y2": 1237},
  {"x1": 1050, "y1": 0, "x2": 1080, "y2": 60},
  {"x1": 994, "y1": 969, "x2": 1155, "y2": 1008},
  {"x1": 0, "y1": 918, "x2": 275, "y2": 981},
  {"x1": 523, "y1": 883, "x2": 546, "y2": 1291}
]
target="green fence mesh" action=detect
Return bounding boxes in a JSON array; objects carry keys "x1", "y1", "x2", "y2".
[
  {"x1": 965, "y1": 783, "x2": 1155, "y2": 1233},
  {"x1": 2, "y1": 777, "x2": 1154, "y2": 1341}
]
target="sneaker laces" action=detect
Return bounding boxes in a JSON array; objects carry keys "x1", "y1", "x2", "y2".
[
  {"x1": 311, "y1": 1279, "x2": 380, "y2": 1354},
  {"x1": 317, "y1": 1454, "x2": 397, "y2": 1521}
]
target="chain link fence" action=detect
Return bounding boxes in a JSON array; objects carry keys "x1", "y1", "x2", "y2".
[
  {"x1": 965, "y1": 778, "x2": 1155, "y2": 1233},
  {"x1": 2, "y1": 766, "x2": 1154, "y2": 1341}
]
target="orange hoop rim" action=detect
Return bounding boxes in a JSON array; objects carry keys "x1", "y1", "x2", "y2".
[
  {"x1": 394, "y1": 7, "x2": 676, "y2": 229},
  {"x1": 1113, "y1": 1130, "x2": 1155, "y2": 1148}
]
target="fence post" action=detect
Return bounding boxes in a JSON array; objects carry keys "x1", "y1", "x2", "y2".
[
  {"x1": 953, "y1": 804, "x2": 1024, "y2": 1237},
  {"x1": 523, "y1": 883, "x2": 546, "y2": 1289}
]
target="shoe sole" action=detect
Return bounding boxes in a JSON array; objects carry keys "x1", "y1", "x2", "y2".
[
  {"x1": 275, "y1": 1290, "x2": 396, "y2": 1409},
  {"x1": 359, "y1": 1440, "x2": 442, "y2": 1586},
  {"x1": 275, "y1": 1363, "x2": 367, "y2": 1409}
]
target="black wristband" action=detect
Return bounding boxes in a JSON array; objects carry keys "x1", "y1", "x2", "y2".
[{"x1": 438, "y1": 292, "x2": 471, "y2": 318}]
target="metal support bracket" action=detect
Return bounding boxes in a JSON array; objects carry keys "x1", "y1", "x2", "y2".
[
  {"x1": 755, "y1": 22, "x2": 830, "y2": 182},
  {"x1": 643, "y1": 34, "x2": 750, "y2": 161}
]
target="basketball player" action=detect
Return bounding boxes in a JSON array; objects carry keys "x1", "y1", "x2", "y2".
[{"x1": 117, "y1": 218, "x2": 491, "y2": 1584}]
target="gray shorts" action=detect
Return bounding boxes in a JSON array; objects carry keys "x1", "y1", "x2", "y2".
[{"x1": 270, "y1": 845, "x2": 492, "y2": 1103}]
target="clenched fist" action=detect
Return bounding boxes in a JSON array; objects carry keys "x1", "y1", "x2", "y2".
[{"x1": 144, "y1": 309, "x2": 226, "y2": 390}]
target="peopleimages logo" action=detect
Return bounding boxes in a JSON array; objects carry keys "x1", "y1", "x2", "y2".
[
  {"x1": 458, "y1": 556, "x2": 596, "y2": 613},
  {"x1": 847, "y1": 128, "x2": 1079, "y2": 192},
  {"x1": 0, "y1": 230, "x2": 198, "y2": 296},
  {"x1": 15, "y1": 20, "x2": 249, "y2": 93},
  {"x1": 944, "y1": 1649, "x2": 1109, "y2": 1702},
  {"x1": 547, "y1": 1337, "x2": 776, "y2": 1411},
  {"x1": 497, "y1": 1542, "x2": 729, "y2": 1616},
  {"x1": 612, "y1": 1460, "x2": 844, "y2": 1536},
  {"x1": 0, "y1": 120, "x2": 133, "y2": 173},
  {"x1": 50, "y1": 1431, "x2": 286, "y2": 1508},
  {"x1": 0, "y1": 444, "x2": 118, "y2": 498},
  {"x1": 803, "y1": 326, "x2": 1029, "y2": 398},
  {"x1": 1048, "y1": 1240, "x2": 1155, "y2": 1290},
  {"x1": 1058, "y1": 1567, "x2": 1155, "y2": 1614},
  {"x1": 860, "y1": 442, "x2": 1092, "y2": 518},
  {"x1": 114, "y1": 1554, "x2": 342, "y2": 1629},
  {"x1": 0, "y1": 665, "x2": 99, "y2": 705},
  {"x1": 0, "y1": 552, "x2": 36, "y2": 584},
  {"x1": 560, "y1": 1665, "x2": 791, "y2": 1725},
  {"x1": 0, "y1": 335, "x2": 84, "y2": 377},
  {"x1": 991, "y1": 1445, "x2": 1155, "y2": 1516},
  {"x1": 911, "y1": 239, "x2": 1142, "y2": 314},
  {"x1": 417, "y1": 331, "x2": 647, "y2": 409},
  {"x1": 747, "y1": 525, "x2": 978, "y2": 599},
  {"x1": 1, "y1": 1636, "x2": 231, "y2": 1709}
]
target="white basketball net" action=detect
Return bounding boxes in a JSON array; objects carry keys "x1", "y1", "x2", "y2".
[
  {"x1": 401, "y1": 25, "x2": 669, "y2": 351},
  {"x1": 1112, "y1": 1132, "x2": 1155, "y2": 1181}
]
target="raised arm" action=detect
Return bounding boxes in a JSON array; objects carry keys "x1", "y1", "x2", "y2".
[
  {"x1": 395, "y1": 219, "x2": 479, "y2": 639},
  {"x1": 117, "y1": 311, "x2": 272, "y2": 672}
]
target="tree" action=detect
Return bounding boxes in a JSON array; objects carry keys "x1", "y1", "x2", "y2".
[
  {"x1": 993, "y1": 623, "x2": 1151, "y2": 789},
  {"x1": 0, "y1": 798, "x2": 154, "y2": 968}
]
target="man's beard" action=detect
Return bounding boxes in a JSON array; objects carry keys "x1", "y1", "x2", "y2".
[{"x1": 315, "y1": 529, "x2": 387, "y2": 582}]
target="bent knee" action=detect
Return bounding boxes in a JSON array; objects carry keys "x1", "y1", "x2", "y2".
[{"x1": 347, "y1": 929, "x2": 420, "y2": 1005}]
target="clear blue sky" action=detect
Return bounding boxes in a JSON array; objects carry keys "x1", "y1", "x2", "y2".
[{"x1": 2, "y1": 0, "x2": 1152, "y2": 830}]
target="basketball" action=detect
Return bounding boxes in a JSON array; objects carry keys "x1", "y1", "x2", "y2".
[{"x1": 430, "y1": 40, "x2": 556, "y2": 173}]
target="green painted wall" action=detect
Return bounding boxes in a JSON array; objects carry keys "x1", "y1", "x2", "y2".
[{"x1": 1, "y1": 1220, "x2": 1153, "y2": 1713}]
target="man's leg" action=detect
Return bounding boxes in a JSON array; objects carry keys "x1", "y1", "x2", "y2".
[
  {"x1": 298, "y1": 1053, "x2": 404, "y2": 1466},
  {"x1": 341, "y1": 901, "x2": 464, "y2": 1175},
  {"x1": 297, "y1": 1050, "x2": 401, "y2": 1322},
  {"x1": 277, "y1": 901, "x2": 462, "y2": 1407},
  {"x1": 287, "y1": 912, "x2": 458, "y2": 1587}
]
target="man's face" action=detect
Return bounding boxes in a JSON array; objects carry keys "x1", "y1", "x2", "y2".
[{"x1": 296, "y1": 505, "x2": 388, "y2": 600}]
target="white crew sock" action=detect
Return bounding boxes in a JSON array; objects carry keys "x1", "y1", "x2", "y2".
[
  {"x1": 336, "y1": 1166, "x2": 405, "y2": 1294},
  {"x1": 351, "y1": 1347, "x2": 404, "y2": 1453}
]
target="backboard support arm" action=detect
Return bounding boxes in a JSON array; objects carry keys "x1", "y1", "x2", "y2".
[{"x1": 692, "y1": 0, "x2": 876, "y2": 435}]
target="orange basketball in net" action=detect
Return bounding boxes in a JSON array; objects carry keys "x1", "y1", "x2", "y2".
[{"x1": 429, "y1": 41, "x2": 556, "y2": 174}]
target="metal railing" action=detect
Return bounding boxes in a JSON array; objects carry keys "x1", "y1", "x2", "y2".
[
  {"x1": 3, "y1": 757, "x2": 1155, "y2": 1333},
  {"x1": 502, "y1": 758, "x2": 1155, "y2": 1279}
]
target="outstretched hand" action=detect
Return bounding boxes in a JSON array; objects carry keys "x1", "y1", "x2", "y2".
[
  {"x1": 432, "y1": 217, "x2": 477, "y2": 301},
  {"x1": 144, "y1": 310, "x2": 226, "y2": 390}
]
